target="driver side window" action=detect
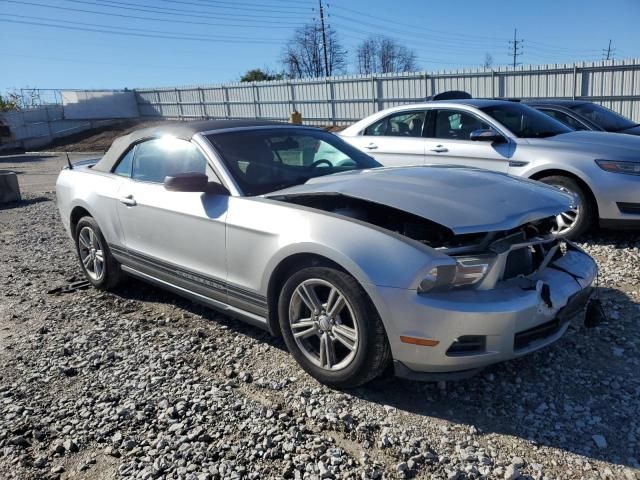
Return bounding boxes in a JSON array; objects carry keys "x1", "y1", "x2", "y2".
[{"x1": 431, "y1": 109, "x2": 490, "y2": 140}]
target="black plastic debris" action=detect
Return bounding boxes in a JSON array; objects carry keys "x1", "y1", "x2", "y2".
[{"x1": 47, "y1": 280, "x2": 91, "y2": 295}]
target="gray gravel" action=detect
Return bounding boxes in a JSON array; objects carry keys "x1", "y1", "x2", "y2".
[{"x1": 1, "y1": 193, "x2": 639, "y2": 480}]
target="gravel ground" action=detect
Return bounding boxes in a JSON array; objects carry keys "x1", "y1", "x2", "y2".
[{"x1": 1, "y1": 192, "x2": 639, "y2": 480}]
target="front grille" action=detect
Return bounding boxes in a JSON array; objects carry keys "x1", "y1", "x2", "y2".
[
  {"x1": 617, "y1": 202, "x2": 640, "y2": 215},
  {"x1": 513, "y1": 319, "x2": 562, "y2": 351},
  {"x1": 446, "y1": 335, "x2": 486, "y2": 356}
]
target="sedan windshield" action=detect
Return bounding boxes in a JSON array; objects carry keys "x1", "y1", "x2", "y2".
[
  {"x1": 206, "y1": 128, "x2": 381, "y2": 196},
  {"x1": 480, "y1": 103, "x2": 572, "y2": 138},
  {"x1": 570, "y1": 103, "x2": 637, "y2": 132}
]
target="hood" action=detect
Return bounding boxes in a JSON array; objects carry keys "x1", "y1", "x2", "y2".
[
  {"x1": 537, "y1": 130, "x2": 640, "y2": 156},
  {"x1": 615, "y1": 124, "x2": 640, "y2": 136},
  {"x1": 267, "y1": 166, "x2": 573, "y2": 235}
]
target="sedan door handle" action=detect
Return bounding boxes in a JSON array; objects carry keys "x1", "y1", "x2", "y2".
[
  {"x1": 430, "y1": 145, "x2": 448, "y2": 153},
  {"x1": 119, "y1": 194, "x2": 137, "y2": 206},
  {"x1": 364, "y1": 143, "x2": 378, "y2": 150}
]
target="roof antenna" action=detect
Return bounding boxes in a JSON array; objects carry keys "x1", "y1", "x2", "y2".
[{"x1": 66, "y1": 151, "x2": 73, "y2": 170}]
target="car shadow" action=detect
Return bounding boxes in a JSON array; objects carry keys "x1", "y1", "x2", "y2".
[
  {"x1": 0, "y1": 196, "x2": 51, "y2": 210},
  {"x1": 107, "y1": 232, "x2": 639, "y2": 470},
  {"x1": 111, "y1": 277, "x2": 287, "y2": 351},
  {"x1": 0, "y1": 154, "x2": 57, "y2": 163}
]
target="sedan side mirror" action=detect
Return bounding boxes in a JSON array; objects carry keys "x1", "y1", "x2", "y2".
[
  {"x1": 470, "y1": 129, "x2": 506, "y2": 143},
  {"x1": 164, "y1": 172, "x2": 209, "y2": 192}
]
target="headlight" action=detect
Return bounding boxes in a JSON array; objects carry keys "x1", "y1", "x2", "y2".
[
  {"x1": 418, "y1": 255, "x2": 494, "y2": 293},
  {"x1": 595, "y1": 159, "x2": 640, "y2": 176}
]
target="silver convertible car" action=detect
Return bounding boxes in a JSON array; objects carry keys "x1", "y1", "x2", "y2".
[{"x1": 56, "y1": 120, "x2": 597, "y2": 387}]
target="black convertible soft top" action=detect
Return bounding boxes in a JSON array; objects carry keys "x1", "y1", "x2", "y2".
[{"x1": 92, "y1": 119, "x2": 287, "y2": 172}]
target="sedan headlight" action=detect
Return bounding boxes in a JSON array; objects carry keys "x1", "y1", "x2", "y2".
[
  {"x1": 418, "y1": 255, "x2": 495, "y2": 293},
  {"x1": 595, "y1": 159, "x2": 640, "y2": 176}
]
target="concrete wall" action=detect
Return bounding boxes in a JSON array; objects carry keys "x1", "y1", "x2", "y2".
[{"x1": 62, "y1": 90, "x2": 138, "y2": 119}]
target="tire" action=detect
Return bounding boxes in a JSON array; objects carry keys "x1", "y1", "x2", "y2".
[
  {"x1": 538, "y1": 175, "x2": 594, "y2": 239},
  {"x1": 74, "y1": 216, "x2": 124, "y2": 290},
  {"x1": 278, "y1": 266, "x2": 390, "y2": 388}
]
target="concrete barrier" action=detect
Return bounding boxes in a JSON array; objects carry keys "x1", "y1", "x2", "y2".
[{"x1": 0, "y1": 170, "x2": 21, "y2": 203}]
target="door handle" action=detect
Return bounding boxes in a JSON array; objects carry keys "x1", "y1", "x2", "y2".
[
  {"x1": 430, "y1": 145, "x2": 448, "y2": 153},
  {"x1": 364, "y1": 143, "x2": 378, "y2": 150},
  {"x1": 119, "y1": 194, "x2": 137, "y2": 206}
]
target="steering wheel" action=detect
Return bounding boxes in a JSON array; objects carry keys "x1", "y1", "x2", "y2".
[{"x1": 308, "y1": 159, "x2": 333, "y2": 169}]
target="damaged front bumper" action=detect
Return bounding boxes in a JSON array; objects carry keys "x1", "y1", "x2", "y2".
[{"x1": 374, "y1": 240, "x2": 597, "y2": 380}]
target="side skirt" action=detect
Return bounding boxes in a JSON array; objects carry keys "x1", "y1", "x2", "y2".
[{"x1": 121, "y1": 265, "x2": 272, "y2": 333}]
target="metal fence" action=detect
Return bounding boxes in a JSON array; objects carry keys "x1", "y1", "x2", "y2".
[{"x1": 135, "y1": 59, "x2": 640, "y2": 125}]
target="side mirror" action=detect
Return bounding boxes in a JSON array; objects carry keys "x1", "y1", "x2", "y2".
[
  {"x1": 470, "y1": 129, "x2": 506, "y2": 143},
  {"x1": 164, "y1": 172, "x2": 209, "y2": 192}
]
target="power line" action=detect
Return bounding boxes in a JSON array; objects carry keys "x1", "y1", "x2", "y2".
[
  {"x1": 329, "y1": 4, "x2": 509, "y2": 43},
  {"x1": 59, "y1": 0, "x2": 307, "y2": 23},
  {"x1": 155, "y1": 0, "x2": 312, "y2": 15},
  {"x1": 508, "y1": 28, "x2": 523, "y2": 68},
  {"x1": 0, "y1": 0, "x2": 302, "y2": 28},
  {"x1": 0, "y1": 15, "x2": 288, "y2": 44}
]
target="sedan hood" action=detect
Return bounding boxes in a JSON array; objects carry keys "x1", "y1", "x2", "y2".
[
  {"x1": 268, "y1": 166, "x2": 573, "y2": 235},
  {"x1": 540, "y1": 130, "x2": 640, "y2": 153}
]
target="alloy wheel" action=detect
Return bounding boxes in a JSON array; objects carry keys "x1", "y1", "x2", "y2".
[
  {"x1": 78, "y1": 226, "x2": 105, "y2": 281},
  {"x1": 550, "y1": 185, "x2": 582, "y2": 236},
  {"x1": 288, "y1": 278, "x2": 360, "y2": 371}
]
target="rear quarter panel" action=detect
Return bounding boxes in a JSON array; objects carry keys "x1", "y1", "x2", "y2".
[{"x1": 55, "y1": 167, "x2": 123, "y2": 246}]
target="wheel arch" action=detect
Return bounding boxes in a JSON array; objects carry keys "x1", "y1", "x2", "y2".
[
  {"x1": 528, "y1": 168, "x2": 599, "y2": 218},
  {"x1": 266, "y1": 252, "x2": 379, "y2": 338},
  {"x1": 70, "y1": 204, "x2": 93, "y2": 236}
]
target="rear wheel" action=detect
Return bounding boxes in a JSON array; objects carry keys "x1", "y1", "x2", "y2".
[
  {"x1": 74, "y1": 216, "x2": 124, "y2": 290},
  {"x1": 278, "y1": 267, "x2": 390, "y2": 388},
  {"x1": 539, "y1": 175, "x2": 593, "y2": 239}
]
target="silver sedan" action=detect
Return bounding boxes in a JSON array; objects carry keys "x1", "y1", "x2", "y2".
[
  {"x1": 340, "y1": 99, "x2": 640, "y2": 238},
  {"x1": 55, "y1": 120, "x2": 597, "y2": 387}
]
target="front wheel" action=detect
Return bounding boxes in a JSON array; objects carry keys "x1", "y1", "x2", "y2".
[
  {"x1": 278, "y1": 267, "x2": 390, "y2": 388},
  {"x1": 539, "y1": 175, "x2": 594, "y2": 239}
]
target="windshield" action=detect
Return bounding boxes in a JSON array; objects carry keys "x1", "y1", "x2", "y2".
[
  {"x1": 206, "y1": 128, "x2": 381, "y2": 196},
  {"x1": 570, "y1": 103, "x2": 637, "y2": 132},
  {"x1": 480, "y1": 103, "x2": 572, "y2": 138}
]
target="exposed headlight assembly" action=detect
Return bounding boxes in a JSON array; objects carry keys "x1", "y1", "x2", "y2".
[
  {"x1": 595, "y1": 159, "x2": 640, "y2": 176},
  {"x1": 418, "y1": 255, "x2": 495, "y2": 293}
]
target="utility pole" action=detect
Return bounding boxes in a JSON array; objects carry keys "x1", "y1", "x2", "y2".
[
  {"x1": 602, "y1": 39, "x2": 615, "y2": 60},
  {"x1": 318, "y1": 0, "x2": 330, "y2": 76},
  {"x1": 508, "y1": 28, "x2": 523, "y2": 68}
]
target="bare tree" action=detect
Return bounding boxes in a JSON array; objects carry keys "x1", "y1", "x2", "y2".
[
  {"x1": 356, "y1": 36, "x2": 418, "y2": 74},
  {"x1": 282, "y1": 23, "x2": 347, "y2": 78},
  {"x1": 483, "y1": 53, "x2": 494, "y2": 70}
]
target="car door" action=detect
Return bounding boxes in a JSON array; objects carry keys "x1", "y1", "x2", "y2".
[
  {"x1": 114, "y1": 137, "x2": 229, "y2": 303},
  {"x1": 347, "y1": 110, "x2": 427, "y2": 166},
  {"x1": 423, "y1": 108, "x2": 512, "y2": 172}
]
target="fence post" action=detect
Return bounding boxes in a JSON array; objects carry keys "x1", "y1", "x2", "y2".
[
  {"x1": 252, "y1": 83, "x2": 260, "y2": 119},
  {"x1": 326, "y1": 79, "x2": 336, "y2": 125},
  {"x1": 176, "y1": 88, "x2": 183, "y2": 120},
  {"x1": 222, "y1": 85, "x2": 231, "y2": 119},
  {"x1": 424, "y1": 73, "x2": 429, "y2": 100},
  {"x1": 371, "y1": 76, "x2": 377, "y2": 113},
  {"x1": 198, "y1": 87, "x2": 206, "y2": 119},
  {"x1": 155, "y1": 90, "x2": 162, "y2": 118},
  {"x1": 491, "y1": 70, "x2": 496, "y2": 98},
  {"x1": 288, "y1": 81, "x2": 296, "y2": 113},
  {"x1": 572, "y1": 65, "x2": 578, "y2": 100}
]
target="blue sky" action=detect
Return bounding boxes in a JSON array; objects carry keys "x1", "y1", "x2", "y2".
[{"x1": 1, "y1": 0, "x2": 639, "y2": 93}]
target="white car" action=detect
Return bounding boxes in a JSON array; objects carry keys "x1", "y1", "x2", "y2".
[{"x1": 340, "y1": 99, "x2": 640, "y2": 238}]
